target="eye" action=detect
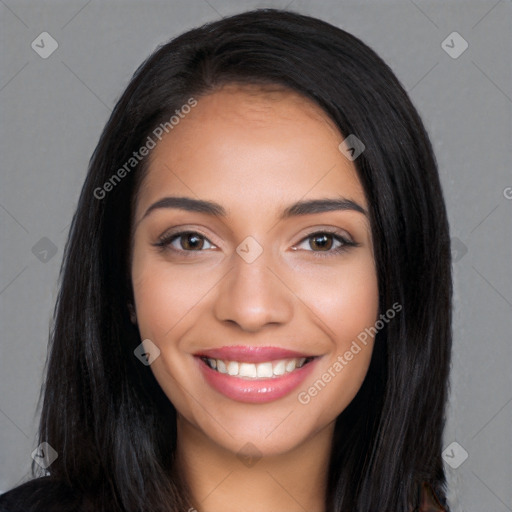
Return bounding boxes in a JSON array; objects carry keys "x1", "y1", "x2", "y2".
[
  {"x1": 294, "y1": 231, "x2": 357, "y2": 254},
  {"x1": 154, "y1": 231, "x2": 216, "y2": 252}
]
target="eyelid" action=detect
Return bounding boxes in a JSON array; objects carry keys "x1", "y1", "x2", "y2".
[
  {"x1": 294, "y1": 226, "x2": 355, "y2": 244},
  {"x1": 152, "y1": 226, "x2": 359, "y2": 255},
  {"x1": 153, "y1": 227, "x2": 218, "y2": 252},
  {"x1": 291, "y1": 228, "x2": 359, "y2": 256},
  {"x1": 156, "y1": 225, "x2": 217, "y2": 242}
]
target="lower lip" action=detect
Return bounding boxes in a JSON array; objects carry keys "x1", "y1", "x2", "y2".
[{"x1": 196, "y1": 357, "x2": 317, "y2": 404}]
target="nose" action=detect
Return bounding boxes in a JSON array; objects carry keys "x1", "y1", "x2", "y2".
[{"x1": 213, "y1": 249, "x2": 294, "y2": 333}]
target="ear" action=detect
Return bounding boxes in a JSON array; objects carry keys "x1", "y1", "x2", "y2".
[{"x1": 127, "y1": 302, "x2": 137, "y2": 324}]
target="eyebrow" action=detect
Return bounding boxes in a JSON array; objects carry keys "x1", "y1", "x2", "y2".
[
  {"x1": 281, "y1": 198, "x2": 367, "y2": 217},
  {"x1": 141, "y1": 196, "x2": 367, "y2": 221}
]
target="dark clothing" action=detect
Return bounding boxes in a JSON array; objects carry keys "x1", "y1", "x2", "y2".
[
  {"x1": 0, "y1": 478, "x2": 85, "y2": 511},
  {"x1": 0, "y1": 477, "x2": 446, "y2": 511}
]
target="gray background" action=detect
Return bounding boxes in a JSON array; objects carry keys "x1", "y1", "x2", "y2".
[{"x1": 1, "y1": 0, "x2": 511, "y2": 510}]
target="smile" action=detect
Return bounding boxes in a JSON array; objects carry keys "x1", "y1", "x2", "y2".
[
  {"x1": 201, "y1": 356, "x2": 313, "y2": 379},
  {"x1": 195, "y1": 346, "x2": 319, "y2": 403}
]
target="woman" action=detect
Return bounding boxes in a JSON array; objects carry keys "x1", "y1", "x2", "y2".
[{"x1": 0, "y1": 8, "x2": 452, "y2": 512}]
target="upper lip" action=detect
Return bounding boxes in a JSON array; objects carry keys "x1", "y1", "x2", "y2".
[{"x1": 195, "y1": 345, "x2": 315, "y2": 363}]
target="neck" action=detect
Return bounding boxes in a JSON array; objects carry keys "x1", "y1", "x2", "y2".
[{"x1": 175, "y1": 417, "x2": 335, "y2": 512}]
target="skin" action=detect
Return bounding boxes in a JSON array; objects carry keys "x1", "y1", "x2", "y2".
[{"x1": 130, "y1": 83, "x2": 379, "y2": 512}]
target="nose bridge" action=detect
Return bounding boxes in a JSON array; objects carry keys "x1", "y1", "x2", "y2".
[{"x1": 213, "y1": 243, "x2": 293, "y2": 331}]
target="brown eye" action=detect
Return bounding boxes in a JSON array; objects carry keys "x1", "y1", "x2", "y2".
[
  {"x1": 293, "y1": 231, "x2": 357, "y2": 256},
  {"x1": 155, "y1": 231, "x2": 216, "y2": 252},
  {"x1": 309, "y1": 233, "x2": 334, "y2": 251},
  {"x1": 179, "y1": 233, "x2": 206, "y2": 250}
]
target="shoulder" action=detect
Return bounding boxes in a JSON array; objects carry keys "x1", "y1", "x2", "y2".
[{"x1": 0, "y1": 477, "x2": 86, "y2": 512}]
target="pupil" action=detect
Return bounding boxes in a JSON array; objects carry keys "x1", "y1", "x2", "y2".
[
  {"x1": 184, "y1": 234, "x2": 203, "y2": 250},
  {"x1": 311, "y1": 234, "x2": 332, "y2": 251}
]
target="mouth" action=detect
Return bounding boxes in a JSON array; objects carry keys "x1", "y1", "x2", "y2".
[
  {"x1": 194, "y1": 346, "x2": 319, "y2": 403},
  {"x1": 200, "y1": 356, "x2": 315, "y2": 379}
]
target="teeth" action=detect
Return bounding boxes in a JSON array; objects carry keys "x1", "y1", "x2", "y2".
[
  {"x1": 204, "y1": 357, "x2": 310, "y2": 378},
  {"x1": 256, "y1": 362, "x2": 273, "y2": 378},
  {"x1": 227, "y1": 361, "x2": 239, "y2": 375},
  {"x1": 239, "y1": 362, "x2": 257, "y2": 378},
  {"x1": 273, "y1": 360, "x2": 286, "y2": 376},
  {"x1": 285, "y1": 360, "x2": 296, "y2": 372}
]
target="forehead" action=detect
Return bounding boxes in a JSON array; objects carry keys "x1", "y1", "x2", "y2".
[
  {"x1": 186, "y1": 83, "x2": 336, "y2": 129},
  {"x1": 135, "y1": 84, "x2": 366, "y2": 219}
]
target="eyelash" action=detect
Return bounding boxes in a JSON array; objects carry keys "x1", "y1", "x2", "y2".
[
  {"x1": 153, "y1": 229, "x2": 359, "y2": 257},
  {"x1": 295, "y1": 230, "x2": 359, "y2": 257}
]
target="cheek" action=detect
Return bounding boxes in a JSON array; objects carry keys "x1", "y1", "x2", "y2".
[
  {"x1": 130, "y1": 252, "x2": 208, "y2": 408},
  {"x1": 293, "y1": 256, "x2": 379, "y2": 415},
  {"x1": 331, "y1": 264, "x2": 379, "y2": 341},
  {"x1": 292, "y1": 254, "x2": 379, "y2": 343},
  {"x1": 131, "y1": 250, "x2": 217, "y2": 339}
]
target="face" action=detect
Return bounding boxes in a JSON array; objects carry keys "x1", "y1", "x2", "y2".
[{"x1": 130, "y1": 84, "x2": 379, "y2": 457}]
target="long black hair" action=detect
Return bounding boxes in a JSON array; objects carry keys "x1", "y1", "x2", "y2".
[{"x1": 5, "y1": 8, "x2": 452, "y2": 512}]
